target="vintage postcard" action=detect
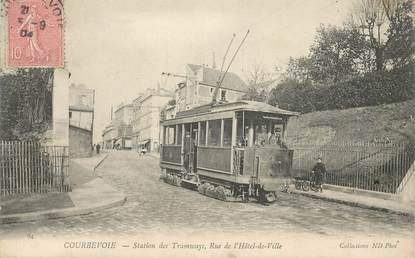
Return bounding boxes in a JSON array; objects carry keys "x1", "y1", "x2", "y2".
[{"x1": 0, "y1": 0, "x2": 414, "y2": 257}]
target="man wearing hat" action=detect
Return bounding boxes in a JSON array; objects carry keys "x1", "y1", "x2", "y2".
[{"x1": 312, "y1": 157, "x2": 327, "y2": 192}]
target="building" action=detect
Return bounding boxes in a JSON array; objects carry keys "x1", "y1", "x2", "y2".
[
  {"x1": 131, "y1": 88, "x2": 173, "y2": 153},
  {"x1": 102, "y1": 122, "x2": 117, "y2": 149},
  {"x1": 102, "y1": 103, "x2": 133, "y2": 150},
  {"x1": 68, "y1": 84, "x2": 95, "y2": 158},
  {"x1": 113, "y1": 103, "x2": 133, "y2": 149},
  {"x1": 175, "y1": 64, "x2": 249, "y2": 112},
  {"x1": 163, "y1": 104, "x2": 176, "y2": 121}
]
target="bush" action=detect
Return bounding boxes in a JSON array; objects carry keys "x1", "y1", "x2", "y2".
[{"x1": 270, "y1": 64, "x2": 414, "y2": 113}]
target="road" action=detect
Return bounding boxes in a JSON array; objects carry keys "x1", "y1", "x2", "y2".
[{"x1": 0, "y1": 150, "x2": 413, "y2": 238}]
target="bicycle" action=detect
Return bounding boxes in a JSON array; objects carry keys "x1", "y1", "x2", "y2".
[
  {"x1": 294, "y1": 176, "x2": 310, "y2": 191},
  {"x1": 309, "y1": 172, "x2": 323, "y2": 192},
  {"x1": 294, "y1": 172, "x2": 323, "y2": 192}
]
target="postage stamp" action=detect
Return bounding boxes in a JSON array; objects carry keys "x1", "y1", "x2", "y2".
[{"x1": 7, "y1": 0, "x2": 64, "y2": 67}]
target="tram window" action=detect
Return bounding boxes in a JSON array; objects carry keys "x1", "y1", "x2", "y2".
[
  {"x1": 163, "y1": 127, "x2": 167, "y2": 144},
  {"x1": 207, "y1": 119, "x2": 221, "y2": 146},
  {"x1": 177, "y1": 125, "x2": 182, "y2": 145},
  {"x1": 167, "y1": 126, "x2": 176, "y2": 145},
  {"x1": 255, "y1": 124, "x2": 268, "y2": 146},
  {"x1": 223, "y1": 119, "x2": 232, "y2": 147},
  {"x1": 199, "y1": 121, "x2": 206, "y2": 146}
]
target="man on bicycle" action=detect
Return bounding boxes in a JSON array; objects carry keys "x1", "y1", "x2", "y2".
[{"x1": 312, "y1": 157, "x2": 326, "y2": 192}]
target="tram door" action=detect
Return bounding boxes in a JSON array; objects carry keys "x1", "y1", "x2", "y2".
[{"x1": 183, "y1": 123, "x2": 198, "y2": 173}]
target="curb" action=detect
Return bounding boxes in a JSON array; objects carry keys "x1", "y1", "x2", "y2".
[
  {"x1": 291, "y1": 190, "x2": 414, "y2": 218},
  {"x1": 0, "y1": 195, "x2": 126, "y2": 225},
  {"x1": 93, "y1": 153, "x2": 109, "y2": 171},
  {"x1": 323, "y1": 184, "x2": 397, "y2": 200}
]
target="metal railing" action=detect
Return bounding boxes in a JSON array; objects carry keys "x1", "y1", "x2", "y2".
[
  {"x1": 289, "y1": 141, "x2": 414, "y2": 194},
  {"x1": 0, "y1": 141, "x2": 70, "y2": 195}
]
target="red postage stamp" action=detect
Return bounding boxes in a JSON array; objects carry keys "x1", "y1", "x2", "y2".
[{"x1": 7, "y1": 0, "x2": 64, "y2": 67}]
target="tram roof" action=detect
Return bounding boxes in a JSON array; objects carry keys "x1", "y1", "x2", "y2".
[{"x1": 173, "y1": 101, "x2": 299, "y2": 120}]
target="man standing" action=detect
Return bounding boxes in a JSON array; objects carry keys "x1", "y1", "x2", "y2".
[{"x1": 312, "y1": 157, "x2": 326, "y2": 192}]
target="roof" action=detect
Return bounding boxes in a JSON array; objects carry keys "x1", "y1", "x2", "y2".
[
  {"x1": 134, "y1": 88, "x2": 174, "y2": 103},
  {"x1": 175, "y1": 100, "x2": 299, "y2": 119},
  {"x1": 187, "y1": 64, "x2": 248, "y2": 92},
  {"x1": 115, "y1": 103, "x2": 133, "y2": 113}
]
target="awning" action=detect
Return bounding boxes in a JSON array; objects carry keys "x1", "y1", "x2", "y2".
[{"x1": 138, "y1": 139, "x2": 150, "y2": 146}]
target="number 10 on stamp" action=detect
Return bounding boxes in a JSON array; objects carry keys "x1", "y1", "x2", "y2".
[{"x1": 7, "y1": 0, "x2": 64, "y2": 67}]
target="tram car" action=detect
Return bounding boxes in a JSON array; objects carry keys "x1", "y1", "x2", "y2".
[{"x1": 160, "y1": 100, "x2": 299, "y2": 203}]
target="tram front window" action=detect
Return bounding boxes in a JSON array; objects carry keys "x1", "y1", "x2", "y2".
[{"x1": 255, "y1": 124, "x2": 268, "y2": 146}]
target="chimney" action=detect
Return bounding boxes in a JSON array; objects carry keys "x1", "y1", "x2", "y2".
[{"x1": 212, "y1": 52, "x2": 216, "y2": 69}]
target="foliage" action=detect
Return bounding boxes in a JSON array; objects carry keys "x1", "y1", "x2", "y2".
[
  {"x1": 241, "y1": 86, "x2": 268, "y2": 102},
  {"x1": 268, "y1": 0, "x2": 414, "y2": 113},
  {"x1": 349, "y1": 0, "x2": 414, "y2": 71},
  {"x1": 242, "y1": 63, "x2": 279, "y2": 102},
  {"x1": 284, "y1": 57, "x2": 312, "y2": 83},
  {"x1": 0, "y1": 69, "x2": 53, "y2": 141},
  {"x1": 384, "y1": 0, "x2": 415, "y2": 69},
  {"x1": 309, "y1": 25, "x2": 372, "y2": 83},
  {"x1": 269, "y1": 64, "x2": 414, "y2": 113}
]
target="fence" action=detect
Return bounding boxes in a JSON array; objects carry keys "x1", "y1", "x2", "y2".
[
  {"x1": 0, "y1": 141, "x2": 70, "y2": 196},
  {"x1": 289, "y1": 141, "x2": 415, "y2": 194}
]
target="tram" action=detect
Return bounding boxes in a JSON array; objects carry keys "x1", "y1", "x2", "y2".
[{"x1": 160, "y1": 100, "x2": 299, "y2": 203}]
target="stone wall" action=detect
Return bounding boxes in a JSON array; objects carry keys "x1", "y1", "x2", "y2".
[
  {"x1": 69, "y1": 125, "x2": 92, "y2": 158},
  {"x1": 399, "y1": 162, "x2": 415, "y2": 203}
]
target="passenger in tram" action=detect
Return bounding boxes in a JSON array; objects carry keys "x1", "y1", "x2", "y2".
[{"x1": 268, "y1": 129, "x2": 278, "y2": 145}]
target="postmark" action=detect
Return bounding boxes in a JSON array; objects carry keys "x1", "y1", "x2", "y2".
[{"x1": 7, "y1": 0, "x2": 63, "y2": 67}]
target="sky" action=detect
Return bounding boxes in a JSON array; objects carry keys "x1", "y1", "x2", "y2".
[{"x1": 65, "y1": 0, "x2": 356, "y2": 143}]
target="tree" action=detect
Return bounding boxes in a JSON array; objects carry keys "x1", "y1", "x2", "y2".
[
  {"x1": 349, "y1": 0, "x2": 414, "y2": 71},
  {"x1": 0, "y1": 69, "x2": 53, "y2": 141},
  {"x1": 309, "y1": 25, "x2": 372, "y2": 83},
  {"x1": 284, "y1": 57, "x2": 312, "y2": 83},
  {"x1": 268, "y1": 79, "x2": 319, "y2": 113},
  {"x1": 384, "y1": 0, "x2": 415, "y2": 69},
  {"x1": 242, "y1": 63, "x2": 279, "y2": 102}
]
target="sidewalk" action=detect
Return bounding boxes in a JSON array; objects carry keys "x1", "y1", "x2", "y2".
[
  {"x1": 290, "y1": 185, "x2": 415, "y2": 217},
  {"x1": 0, "y1": 152, "x2": 126, "y2": 224},
  {"x1": 72, "y1": 152, "x2": 109, "y2": 171}
]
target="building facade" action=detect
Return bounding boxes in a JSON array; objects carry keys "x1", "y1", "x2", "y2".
[
  {"x1": 175, "y1": 64, "x2": 248, "y2": 112},
  {"x1": 101, "y1": 103, "x2": 133, "y2": 150},
  {"x1": 102, "y1": 123, "x2": 117, "y2": 149},
  {"x1": 69, "y1": 84, "x2": 95, "y2": 158},
  {"x1": 113, "y1": 103, "x2": 133, "y2": 149},
  {"x1": 131, "y1": 88, "x2": 173, "y2": 153}
]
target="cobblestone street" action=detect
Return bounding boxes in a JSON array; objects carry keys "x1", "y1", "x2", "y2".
[{"x1": 0, "y1": 151, "x2": 413, "y2": 238}]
